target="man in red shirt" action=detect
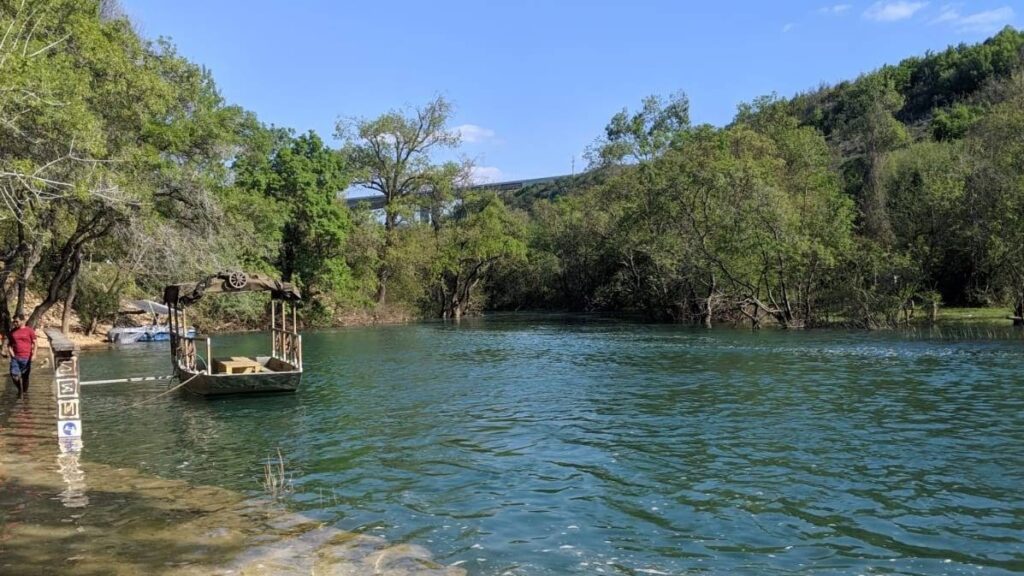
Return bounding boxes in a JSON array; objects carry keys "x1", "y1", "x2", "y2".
[{"x1": 8, "y1": 314, "x2": 36, "y2": 398}]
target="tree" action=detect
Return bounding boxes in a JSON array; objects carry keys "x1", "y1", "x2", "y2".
[
  {"x1": 587, "y1": 91, "x2": 690, "y2": 167},
  {"x1": 882, "y1": 140, "x2": 971, "y2": 304},
  {"x1": 837, "y1": 76, "x2": 908, "y2": 244},
  {"x1": 0, "y1": 0, "x2": 252, "y2": 332},
  {"x1": 432, "y1": 193, "x2": 527, "y2": 321},
  {"x1": 961, "y1": 85, "x2": 1024, "y2": 322},
  {"x1": 237, "y1": 130, "x2": 351, "y2": 300},
  {"x1": 337, "y1": 97, "x2": 463, "y2": 304},
  {"x1": 931, "y1": 104, "x2": 983, "y2": 141}
]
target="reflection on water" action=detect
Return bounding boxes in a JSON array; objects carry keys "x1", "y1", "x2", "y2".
[
  {"x1": 66, "y1": 317, "x2": 1024, "y2": 575},
  {"x1": 54, "y1": 352, "x2": 87, "y2": 508},
  {"x1": 56, "y1": 451, "x2": 88, "y2": 508}
]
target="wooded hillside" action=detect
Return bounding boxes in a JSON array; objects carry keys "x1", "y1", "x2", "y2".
[{"x1": 2, "y1": 1, "x2": 1022, "y2": 331}]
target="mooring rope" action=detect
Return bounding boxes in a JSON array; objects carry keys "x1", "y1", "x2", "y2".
[
  {"x1": 128, "y1": 373, "x2": 202, "y2": 408},
  {"x1": 80, "y1": 375, "x2": 175, "y2": 386}
]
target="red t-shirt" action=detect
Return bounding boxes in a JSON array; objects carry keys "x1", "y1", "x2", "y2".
[{"x1": 9, "y1": 326, "x2": 36, "y2": 359}]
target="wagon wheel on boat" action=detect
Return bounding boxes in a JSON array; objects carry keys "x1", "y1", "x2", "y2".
[{"x1": 227, "y1": 271, "x2": 248, "y2": 290}]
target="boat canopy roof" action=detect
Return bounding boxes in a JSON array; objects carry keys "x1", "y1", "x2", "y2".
[
  {"x1": 163, "y1": 272, "x2": 301, "y2": 307},
  {"x1": 125, "y1": 299, "x2": 170, "y2": 316}
]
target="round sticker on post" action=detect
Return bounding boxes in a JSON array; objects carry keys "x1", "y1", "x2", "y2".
[{"x1": 58, "y1": 419, "x2": 82, "y2": 438}]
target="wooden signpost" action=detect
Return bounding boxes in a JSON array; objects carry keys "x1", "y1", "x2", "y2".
[{"x1": 46, "y1": 329, "x2": 82, "y2": 454}]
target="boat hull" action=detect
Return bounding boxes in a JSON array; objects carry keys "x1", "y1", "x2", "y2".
[{"x1": 176, "y1": 367, "x2": 301, "y2": 397}]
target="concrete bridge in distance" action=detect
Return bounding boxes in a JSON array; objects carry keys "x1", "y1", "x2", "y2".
[{"x1": 344, "y1": 174, "x2": 572, "y2": 210}]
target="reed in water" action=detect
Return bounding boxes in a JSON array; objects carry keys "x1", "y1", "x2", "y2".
[{"x1": 262, "y1": 448, "x2": 293, "y2": 500}]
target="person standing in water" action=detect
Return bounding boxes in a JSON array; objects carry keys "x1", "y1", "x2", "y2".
[{"x1": 8, "y1": 314, "x2": 36, "y2": 398}]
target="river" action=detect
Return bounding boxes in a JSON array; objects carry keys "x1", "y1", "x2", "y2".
[{"x1": 76, "y1": 314, "x2": 1024, "y2": 575}]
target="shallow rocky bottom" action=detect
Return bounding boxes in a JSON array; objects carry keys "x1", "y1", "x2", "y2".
[{"x1": 0, "y1": 381, "x2": 463, "y2": 576}]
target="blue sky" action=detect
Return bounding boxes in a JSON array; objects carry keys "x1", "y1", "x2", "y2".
[{"x1": 123, "y1": 1, "x2": 1017, "y2": 183}]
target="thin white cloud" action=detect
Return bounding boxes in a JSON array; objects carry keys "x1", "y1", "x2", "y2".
[
  {"x1": 930, "y1": 4, "x2": 961, "y2": 23},
  {"x1": 782, "y1": 22, "x2": 797, "y2": 32},
  {"x1": 953, "y1": 6, "x2": 1014, "y2": 33},
  {"x1": 470, "y1": 166, "x2": 503, "y2": 184},
  {"x1": 929, "y1": 5, "x2": 1014, "y2": 32},
  {"x1": 454, "y1": 124, "x2": 497, "y2": 144},
  {"x1": 818, "y1": 4, "x2": 853, "y2": 14},
  {"x1": 863, "y1": 1, "x2": 929, "y2": 21}
]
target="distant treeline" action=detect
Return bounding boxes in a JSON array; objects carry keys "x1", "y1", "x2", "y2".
[
  {"x1": 1, "y1": 1, "x2": 1022, "y2": 331},
  {"x1": 491, "y1": 27, "x2": 1024, "y2": 328}
]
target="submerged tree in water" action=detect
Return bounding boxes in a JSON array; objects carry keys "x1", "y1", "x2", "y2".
[{"x1": 433, "y1": 193, "x2": 527, "y2": 321}]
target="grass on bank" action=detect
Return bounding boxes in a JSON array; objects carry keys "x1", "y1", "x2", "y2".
[{"x1": 925, "y1": 307, "x2": 1016, "y2": 326}]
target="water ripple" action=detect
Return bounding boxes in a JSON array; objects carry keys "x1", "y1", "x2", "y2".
[{"x1": 80, "y1": 318, "x2": 1024, "y2": 575}]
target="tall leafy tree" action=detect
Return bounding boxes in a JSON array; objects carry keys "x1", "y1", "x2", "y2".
[
  {"x1": 235, "y1": 130, "x2": 351, "y2": 300},
  {"x1": 587, "y1": 91, "x2": 690, "y2": 167},
  {"x1": 336, "y1": 96, "x2": 463, "y2": 304},
  {"x1": 962, "y1": 81, "x2": 1024, "y2": 322},
  {"x1": 432, "y1": 193, "x2": 527, "y2": 321}
]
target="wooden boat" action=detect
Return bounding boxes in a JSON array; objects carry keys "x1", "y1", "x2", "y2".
[{"x1": 163, "y1": 272, "x2": 303, "y2": 397}]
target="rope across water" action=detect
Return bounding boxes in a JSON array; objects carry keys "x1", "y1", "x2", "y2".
[{"x1": 128, "y1": 373, "x2": 202, "y2": 408}]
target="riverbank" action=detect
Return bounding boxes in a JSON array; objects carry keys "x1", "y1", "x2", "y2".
[
  {"x1": 0, "y1": 377, "x2": 464, "y2": 575},
  {"x1": 44, "y1": 301, "x2": 420, "y2": 350},
  {"x1": 44, "y1": 304, "x2": 1024, "y2": 352}
]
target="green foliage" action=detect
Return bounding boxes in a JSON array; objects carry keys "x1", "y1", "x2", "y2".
[
  {"x1": 2, "y1": 7, "x2": 1022, "y2": 333},
  {"x1": 931, "y1": 104, "x2": 984, "y2": 141},
  {"x1": 274, "y1": 132, "x2": 352, "y2": 295},
  {"x1": 432, "y1": 193, "x2": 527, "y2": 319},
  {"x1": 232, "y1": 129, "x2": 352, "y2": 303},
  {"x1": 0, "y1": 0, "x2": 250, "y2": 330},
  {"x1": 587, "y1": 92, "x2": 690, "y2": 167},
  {"x1": 190, "y1": 292, "x2": 269, "y2": 331},
  {"x1": 827, "y1": 240, "x2": 921, "y2": 329},
  {"x1": 336, "y1": 96, "x2": 465, "y2": 305},
  {"x1": 793, "y1": 27, "x2": 1024, "y2": 136},
  {"x1": 882, "y1": 140, "x2": 972, "y2": 302},
  {"x1": 337, "y1": 96, "x2": 460, "y2": 228},
  {"x1": 75, "y1": 264, "x2": 123, "y2": 334},
  {"x1": 961, "y1": 87, "x2": 1024, "y2": 315}
]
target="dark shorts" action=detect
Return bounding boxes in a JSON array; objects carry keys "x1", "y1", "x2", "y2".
[{"x1": 10, "y1": 357, "x2": 31, "y2": 377}]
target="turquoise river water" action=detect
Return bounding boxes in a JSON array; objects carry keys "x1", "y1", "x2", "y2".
[{"x1": 78, "y1": 315, "x2": 1024, "y2": 575}]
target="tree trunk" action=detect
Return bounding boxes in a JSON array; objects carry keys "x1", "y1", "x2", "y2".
[
  {"x1": 701, "y1": 275, "x2": 715, "y2": 328},
  {"x1": 15, "y1": 235, "x2": 45, "y2": 318},
  {"x1": 375, "y1": 276, "x2": 388, "y2": 305},
  {"x1": 376, "y1": 212, "x2": 398, "y2": 306},
  {"x1": 61, "y1": 286, "x2": 76, "y2": 334},
  {"x1": 61, "y1": 252, "x2": 84, "y2": 334}
]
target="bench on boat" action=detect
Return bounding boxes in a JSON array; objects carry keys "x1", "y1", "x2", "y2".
[{"x1": 213, "y1": 357, "x2": 265, "y2": 375}]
